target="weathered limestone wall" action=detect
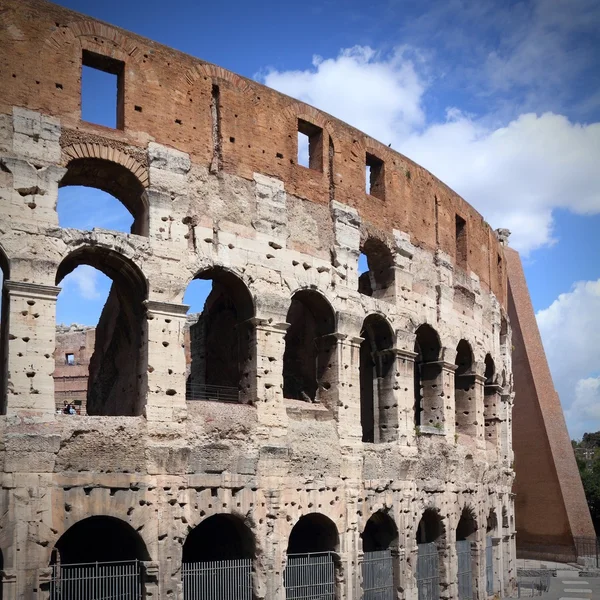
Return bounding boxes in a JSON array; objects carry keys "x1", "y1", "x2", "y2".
[{"x1": 0, "y1": 1, "x2": 516, "y2": 599}]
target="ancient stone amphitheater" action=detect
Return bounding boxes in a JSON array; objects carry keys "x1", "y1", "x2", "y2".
[{"x1": 0, "y1": 1, "x2": 516, "y2": 598}]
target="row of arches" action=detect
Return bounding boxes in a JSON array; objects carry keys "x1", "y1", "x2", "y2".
[
  {"x1": 37, "y1": 505, "x2": 508, "y2": 600},
  {"x1": 0, "y1": 241, "x2": 506, "y2": 432}
]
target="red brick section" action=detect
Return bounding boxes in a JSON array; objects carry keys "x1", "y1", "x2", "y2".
[
  {"x1": 506, "y1": 247, "x2": 595, "y2": 558},
  {"x1": 0, "y1": 0, "x2": 506, "y2": 303}
]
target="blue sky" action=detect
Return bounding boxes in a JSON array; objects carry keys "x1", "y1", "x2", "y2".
[{"x1": 52, "y1": 0, "x2": 600, "y2": 439}]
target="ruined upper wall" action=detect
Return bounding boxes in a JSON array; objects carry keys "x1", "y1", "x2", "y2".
[{"x1": 0, "y1": 0, "x2": 506, "y2": 304}]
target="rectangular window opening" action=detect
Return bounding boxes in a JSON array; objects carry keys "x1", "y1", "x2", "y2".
[
  {"x1": 297, "y1": 119, "x2": 323, "y2": 171},
  {"x1": 455, "y1": 214, "x2": 468, "y2": 268},
  {"x1": 81, "y1": 49, "x2": 125, "y2": 129},
  {"x1": 366, "y1": 152, "x2": 385, "y2": 199},
  {"x1": 65, "y1": 353, "x2": 75, "y2": 366}
]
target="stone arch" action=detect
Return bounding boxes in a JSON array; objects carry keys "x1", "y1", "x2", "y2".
[
  {"x1": 45, "y1": 19, "x2": 143, "y2": 63},
  {"x1": 56, "y1": 246, "x2": 148, "y2": 415},
  {"x1": 0, "y1": 245, "x2": 9, "y2": 415},
  {"x1": 185, "y1": 266, "x2": 255, "y2": 404},
  {"x1": 456, "y1": 506, "x2": 478, "y2": 541},
  {"x1": 360, "y1": 313, "x2": 395, "y2": 443},
  {"x1": 484, "y1": 353, "x2": 496, "y2": 384},
  {"x1": 362, "y1": 510, "x2": 399, "y2": 552},
  {"x1": 287, "y1": 513, "x2": 340, "y2": 555},
  {"x1": 358, "y1": 237, "x2": 395, "y2": 298},
  {"x1": 182, "y1": 513, "x2": 256, "y2": 563},
  {"x1": 283, "y1": 289, "x2": 337, "y2": 404},
  {"x1": 51, "y1": 515, "x2": 150, "y2": 565},
  {"x1": 455, "y1": 339, "x2": 476, "y2": 437},
  {"x1": 185, "y1": 63, "x2": 255, "y2": 97},
  {"x1": 486, "y1": 509, "x2": 498, "y2": 536},
  {"x1": 59, "y1": 149, "x2": 149, "y2": 235},
  {"x1": 414, "y1": 324, "x2": 442, "y2": 429}
]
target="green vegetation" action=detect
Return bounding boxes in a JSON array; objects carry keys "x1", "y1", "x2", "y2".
[{"x1": 573, "y1": 432, "x2": 600, "y2": 533}]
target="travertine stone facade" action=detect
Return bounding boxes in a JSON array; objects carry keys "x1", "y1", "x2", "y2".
[{"x1": 0, "y1": 1, "x2": 515, "y2": 599}]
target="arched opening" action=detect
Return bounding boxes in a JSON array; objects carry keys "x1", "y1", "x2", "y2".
[
  {"x1": 361, "y1": 511, "x2": 399, "y2": 599},
  {"x1": 55, "y1": 247, "x2": 147, "y2": 416},
  {"x1": 416, "y1": 509, "x2": 445, "y2": 600},
  {"x1": 454, "y1": 340, "x2": 476, "y2": 437},
  {"x1": 185, "y1": 268, "x2": 254, "y2": 404},
  {"x1": 360, "y1": 315, "x2": 395, "y2": 443},
  {"x1": 0, "y1": 247, "x2": 9, "y2": 415},
  {"x1": 283, "y1": 290, "x2": 336, "y2": 405},
  {"x1": 485, "y1": 510, "x2": 498, "y2": 596},
  {"x1": 358, "y1": 238, "x2": 395, "y2": 299},
  {"x1": 182, "y1": 514, "x2": 256, "y2": 600},
  {"x1": 59, "y1": 158, "x2": 148, "y2": 236},
  {"x1": 50, "y1": 516, "x2": 149, "y2": 598},
  {"x1": 484, "y1": 354, "x2": 501, "y2": 445},
  {"x1": 456, "y1": 508, "x2": 478, "y2": 600},
  {"x1": 285, "y1": 513, "x2": 339, "y2": 599},
  {"x1": 413, "y1": 324, "x2": 442, "y2": 430}
]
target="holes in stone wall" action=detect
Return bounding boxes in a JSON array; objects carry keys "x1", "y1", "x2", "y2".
[
  {"x1": 455, "y1": 214, "x2": 468, "y2": 269},
  {"x1": 297, "y1": 119, "x2": 323, "y2": 171},
  {"x1": 455, "y1": 339, "x2": 476, "y2": 437},
  {"x1": 81, "y1": 50, "x2": 124, "y2": 129},
  {"x1": 414, "y1": 324, "x2": 442, "y2": 429},
  {"x1": 366, "y1": 152, "x2": 385, "y2": 199}
]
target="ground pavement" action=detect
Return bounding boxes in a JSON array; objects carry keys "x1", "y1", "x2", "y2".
[{"x1": 543, "y1": 568, "x2": 600, "y2": 600}]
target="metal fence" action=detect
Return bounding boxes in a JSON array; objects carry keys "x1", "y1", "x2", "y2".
[
  {"x1": 486, "y1": 536, "x2": 494, "y2": 596},
  {"x1": 182, "y1": 558, "x2": 252, "y2": 600},
  {"x1": 574, "y1": 536, "x2": 600, "y2": 568},
  {"x1": 185, "y1": 383, "x2": 240, "y2": 403},
  {"x1": 362, "y1": 549, "x2": 394, "y2": 600},
  {"x1": 284, "y1": 552, "x2": 336, "y2": 600},
  {"x1": 49, "y1": 560, "x2": 141, "y2": 600},
  {"x1": 456, "y1": 540, "x2": 472, "y2": 600},
  {"x1": 416, "y1": 543, "x2": 439, "y2": 600}
]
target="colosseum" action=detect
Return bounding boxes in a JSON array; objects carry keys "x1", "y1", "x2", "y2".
[{"x1": 0, "y1": 1, "x2": 517, "y2": 598}]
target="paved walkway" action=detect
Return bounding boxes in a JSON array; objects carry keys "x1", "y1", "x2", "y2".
[{"x1": 543, "y1": 569, "x2": 600, "y2": 600}]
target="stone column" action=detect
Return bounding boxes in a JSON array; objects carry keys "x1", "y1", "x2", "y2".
[
  {"x1": 391, "y1": 348, "x2": 418, "y2": 441},
  {"x1": 141, "y1": 561, "x2": 160, "y2": 600},
  {"x1": 419, "y1": 359, "x2": 455, "y2": 438},
  {"x1": 336, "y1": 334, "x2": 363, "y2": 444},
  {"x1": 4, "y1": 281, "x2": 61, "y2": 418},
  {"x1": 473, "y1": 369, "x2": 486, "y2": 446},
  {"x1": 0, "y1": 569, "x2": 17, "y2": 600},
  {"x1": 492, "y1": 536, "x2": 502, "y2": 596},
  {"x1": 251, "y1": 319, "x2": 289, "y2": 442},
  {"x1": 484, "y1": 383, "x2": 502, "y2": 450},
  {"x1": 404, "y1": 537, "x2": 419, "y2": 600},
  {"x1": 144, "y1": 300, "x2": 189, "y2": 423}
]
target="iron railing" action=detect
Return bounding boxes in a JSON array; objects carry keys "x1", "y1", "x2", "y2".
[
  {"x1": 49, "y1": 560, "x2": 141, "y2": 600},
  {"x1": 574, "y1": 536, "x2": 600, "y2": 568},
  {"x1": 416, "y1": 543, "x2": 440, "y2": 600},
  {"x1": 362, "y1": 549, "x2": 394, "y2": 600},
  {"x1": 284, "y1": 552, "x2": 336, "y2": 600},
  {"x1": 456, "y1": 540, "x2": 472, "y2": 600},
  {"x1": 486, "y1": 536, "x2": 494, "y2": 596},
  {"x1": 182, "y1": 558, "x2": 252, "y2": 600},
  {"x1": 185, "y1": 383, "x2": 240, "y2": 403}
]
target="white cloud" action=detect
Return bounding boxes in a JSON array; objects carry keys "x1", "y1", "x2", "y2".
[
  {"x1": 536, "y1": 279, "x2": 600, "y2": 439},
  {"x1": 61, "y1": 265, "x2": 102, "y2": 301},
  {"x1": 261, "y1": 49, "x2": 600, "y2": 254}
]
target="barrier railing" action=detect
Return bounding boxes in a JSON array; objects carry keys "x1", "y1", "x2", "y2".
[{"x1": 185, "y1": 383, "x2": 240, "y2": 403}]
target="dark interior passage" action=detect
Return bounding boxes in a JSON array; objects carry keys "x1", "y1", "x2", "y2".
[
  {"x1": 283, "y1": 291, "x2": 335, "y2": 402},
  {"x1": 53, "y1": 516, "x2": 149, "y2": 565},
  {"x1": 414, "y1": 324, "x2": 442, "y2": 428},
  {"x1": 417, "y1": 509, "x2": 444, "y2": 545},
  {"x1": 186, "y1": 268, "x2": 254, "y2": 403},
  {"x1": 456, "y1": 508, "x2": 478, "y2": 541},
  {"x1": 182, "y1": 514, "x2": 255, "y2": 563},
  {"x1": 287, "y1": 513, "x2": 339, "y2": 555},
  {"x1": 362, "y1": 512, "x2": 398, "y2": 552}
]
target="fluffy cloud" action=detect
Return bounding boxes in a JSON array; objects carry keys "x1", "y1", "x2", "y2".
[
  {"x1": 61, "y1": 265, "x2": 102, "y2": 301},
  {"x1": 536, "y1": 279, "x2": 600, "y2": 439},
  {"x1": 261, "y1": 48, "x2": 600, "y2": 254}
]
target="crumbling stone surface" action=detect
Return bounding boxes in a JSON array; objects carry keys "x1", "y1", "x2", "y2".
[{"x1": 0, "y1": 2, "x2": 516, "y2": 599}]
